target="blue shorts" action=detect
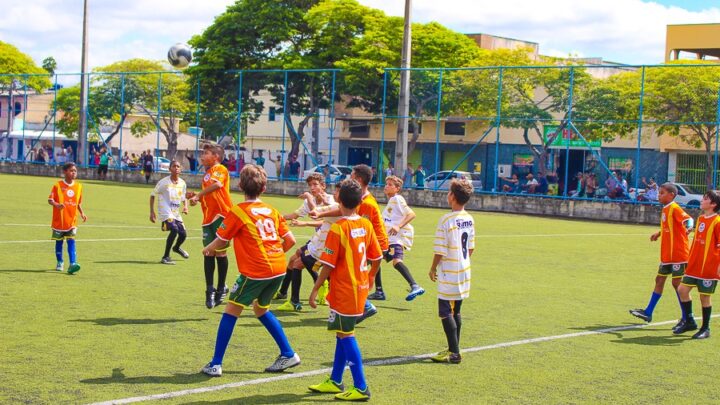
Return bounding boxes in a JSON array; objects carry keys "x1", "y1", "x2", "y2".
[
  {"x1": 161, "y1": 219, "x2": 185, "y2": 233},
  {"x1": 383, "y1": 244, "x2": 404, "y2": 262}
]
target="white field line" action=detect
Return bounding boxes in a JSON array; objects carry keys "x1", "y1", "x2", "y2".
[{"x1": 88, "y1": 315, "x2": 717, "y2": 405}]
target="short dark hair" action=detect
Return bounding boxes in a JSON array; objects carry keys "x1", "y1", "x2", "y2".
[
  {"x1": 705, "y1": 190, "x2": 720, "y2": 213},
  {"x1": 450, "y1": 179, "x2": 473, "y2": 205},
  {"x1": 338, "y1": 179, "x2": 363, "y2": 209},
  {"x1": 659, "y1": 182, "x2": 678, "y2": 196},
  {"x1": 203, "y1": 144, "x2": 224, "y2": 159},
  {"x1": 306, "y1": 173, "x2": 325, "y2": 186},
  {"x1": 62, "y1": 162, "x2": 76, "y2": 171},
  {"x1": 352, "y1": 164, "x2": 372, "y2": 187},
  {"x1": 239, "y1": 164, "x2": 267, "y2": 199}
]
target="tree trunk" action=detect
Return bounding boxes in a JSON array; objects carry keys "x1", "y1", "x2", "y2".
[
  {"x1": 103, "y1": 113, "x2": 128, "y2": 145},
  {"x1": 166, "y1": 134, "x2": 178, "y2": 161},
  {"x1": 521, "y1": 127, "x2": 543, "y2": 174}
]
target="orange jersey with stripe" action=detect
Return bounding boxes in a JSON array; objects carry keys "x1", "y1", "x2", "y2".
[
  {"x1": 659, "y1": 202, "x2": 692, "y2": 264},
  {"x1": 200, "y1": 164, "x2": 233, "y2": 225},
  {"x1": 216, "y1": 200, "x2": 291, "y2": 279},
  {"x1": 319, "y1": 216, "x2": 383, "y2": 316},
  {"x1": 49, "y1": 180, "x2": 83, "y2": 231},
  {"x1": 357, "y1": 192, "x2": 389, "y2": 251},
  {"x1": 686, "y1": 214, "x2": 720, "y2": 280}
]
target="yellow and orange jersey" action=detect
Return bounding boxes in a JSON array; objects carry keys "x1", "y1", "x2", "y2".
[
  {"x1": 357, "y1": 192, "x2": 389, "y2": 251},
  {"x1": 660, "y1": 202, "x2": 692, "y2": 264},
  {"x1": 200, "y1": 163, "x2": 233, "y2": 225},
  {"x1": 49, "y1": 180, "x2": 83, "y2": 231},
  {"x1": 686, "y1": 214, "x2": 720, "y2": 280},
  {"x1": 216, "y1": 200, "x2": 291, "y2": 279},
  {"x1": 319, "y1": 216, "x2": 383, "y2": 317}
]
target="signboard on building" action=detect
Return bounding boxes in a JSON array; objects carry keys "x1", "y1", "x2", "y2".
[
  {"x1": 543, "y1": 125, "x2": 601, "y2": 149},
  {"x1": 513, "y1": 153, "x2": 534, "y2": 166},
  {"x1": 608, "y1": 157, "x2": 633, "y2": 172}
]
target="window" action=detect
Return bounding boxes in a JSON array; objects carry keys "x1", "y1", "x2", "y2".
[
  {"x1": 445, "y1": 122, "x2": 465, "y2": 136},
  {"x1": 408, "y1": 121, "x2": 422, "y2": 134},
  {"x1": 268, "y1": 107, "x2": 276, "y2": 122},
  {"x1": 349, "y1": 121, "x2": 370, "y2": 138}
]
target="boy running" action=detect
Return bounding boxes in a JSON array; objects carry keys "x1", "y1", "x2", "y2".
[
  {"x1": 673, "y1": 191, "x2": 720, "y2": 339},
  {"x1": 150, "y1": 160, "x2": 190, "y2": 265},
  {"x1": 429, "y1": 179, "x2": 475, "y2": 364},
  {"x1": 48, "y1": 162, "x2": 87, "y2": 274},
  {"x1": 307, "y1": 179, "x2": 382, "y2": 401},
  {"x1": 630, "y1": 183, "x2": 693, "y2": 326},
  {"x1": 201, "y1": 164, "x2": 301, "y2": 376}
]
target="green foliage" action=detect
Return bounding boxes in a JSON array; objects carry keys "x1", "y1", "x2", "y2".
[
  {"x1": 42, "y1": 57, "x2": 57, "y2": 76},
  {"x1": 0, "y1": 41, "x2": 51, "y2": 91}
]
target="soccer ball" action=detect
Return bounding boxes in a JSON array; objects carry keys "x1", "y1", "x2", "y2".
[{"x1": 167, "y1": 43, "x2": 192, "y2": 68}]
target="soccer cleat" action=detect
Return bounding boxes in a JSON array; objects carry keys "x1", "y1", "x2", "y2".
[
  {"x1": 172, "y1": 246, "x2": 190, "y2": 259},
  {"x1": 55, "y1": 261, "x2": 64, "y2": 272},
  {"x1": 334, "y1": 386, "x2": 371, "y2": 401},
  {"x1": 317, "y1": 280, "x2": 329, "y2": 305},
  {"x1": 201, "y1": 362, "x2": 222, "y2": 377},
  {"x1": 277, "y1": 300, "x2": 302, "y2": 312},
  {"x1": 214, "y1": 285, "x2": 229, "y2": 306},
  {"x1": 308, "y1": 377, "x2": 345, "y2": 393},
  {"x1": 273, "y1": 292, "x2": 287, "y2": 300},
  {"x1": 265, "y1": 353, "x2": 301, "y2": 372},
  {"x1": 672, "y1": 319, "x2": 698, "y2": 335},
  {"x1": 692, "y1": 328, "x2": 710, "y2": 339},
  {"x1": 629, "y1": 308, "x2": 651, "y2": 323},
  {"x1": 205, "y1": 288, "x2": 216, "y2": 309},
  {"x1": 672, "y1": 319, "x2": 684, "y2": 332},
  {"x1": 355, "y1": 303, "x2": 377, "y2": 325},
  {"x1": 406, "y1": 285, "x2": 426, "y2": 301},
  {"x1": 367, "y1": 290, "x2": 386, "y2": 301},
  {"x1": 67, "y1": 263, "x2": 81, "y2": 274},
  {"x1": 161, "y1": 256, "x2": 175, "y2": 265},
  {"x1": 430, "y1": 350, "x2": 461, "y2": 364}
]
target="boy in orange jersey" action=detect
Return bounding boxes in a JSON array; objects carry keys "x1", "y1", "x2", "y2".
[
  {"x1": 307, "y1": 179, "x2": 382, "y2": 402},
  {"x1": 200, "y1": 164, "x2": 300, "y2": 376},
  {"x1": 48, "y1": 162, "x2": 87, "y2": 274},
  {"x1": 673, "y1": 191, "x2": 720, "y2": 339},
  {"x1": 630, "y1": 183, "x2": 693, "y2": 327},
  {"x1": 188, "y1": 144, "x2": 234, "y2": 309}
]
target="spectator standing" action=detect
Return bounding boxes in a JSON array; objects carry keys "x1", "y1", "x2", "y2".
[
  {"x1": 185, "y1": 150, "x2": 198, "y2": 173},
  {"x1": 254, "y1": 150, "x2": 266, "y2": 168},
  {"x1": 385, "y1": 163, "x2": 395, "y2": 180},
  {"x1": 143, "y1": 149, "x2": 154, "y2": 184},
  {"x1": 414, "y1": 165, "x2": 426, "y2": 189},
  {"x1": 287, "y1": 155, "x2": 301, "y2": 180},
  {"x1": 403, "y1": 163, "x2": 414, "y2": 189},
  {"x1": 585, "y1": 173, "x2": 597, "y2": 198}
]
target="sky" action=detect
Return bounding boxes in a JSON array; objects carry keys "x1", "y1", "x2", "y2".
[{"x1": 2, "y1": 0, "x2": 719, "y2": 79}]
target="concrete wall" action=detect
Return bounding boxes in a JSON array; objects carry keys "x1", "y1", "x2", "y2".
[{"x1": 1, "y1": 161, "x2": 698, "y2": 225}]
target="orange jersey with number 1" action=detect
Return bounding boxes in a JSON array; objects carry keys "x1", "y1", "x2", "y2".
[
  {"x1": 216, "y1": 200, "x2": 291, "y2": 279},
  {"x1": 49, "y1": 180, "x2": 83, "y2": 231},
  {"x1": 659, "y1": 202, "x2": 692, "y2": 264},
  {"x1": 200, "y1": 163, "x2": 233, "y2": 225}
]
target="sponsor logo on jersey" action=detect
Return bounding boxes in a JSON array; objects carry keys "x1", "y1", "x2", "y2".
[
  {"x1": 324, "y1": 247, "x2": 335, "y2": 255},
  {"x1": 203, "y1": 173, "x2": 211, "y2": 182},
  {"x1": 455, "y1": 218, "x2": 473, "y2": 228},
  {"x1": 66, "y1": 189, "x2": 75, "y2": 198},
  {"x1": 251, "y1": 207, "x2": 272, "y2": 216},
  {"x1": 661, "y1": 213, "x2": 666, "y2": 222},
  {"x1": 699, "y1": 222, "x2": 706, "y2": 233},
  {"x1": 351, "y1": 228, "x2": 367, "y2": 238}
]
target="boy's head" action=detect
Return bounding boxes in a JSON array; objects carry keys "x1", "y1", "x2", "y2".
[
  {"x1": 447, "y1": 178, "x2": 473, "y2": 207},
  {"x1": 701, "y1": 190, "x2": 720, "y2": 213},
  {"x1": 337, "y1": 179, "x2": 363, "y2": 210},
  {"x1": 62, "y1": 162, "x2": 77, "y2": 180},
  {"x1": 351, "y1": 164, "x2": 372, "y2": 187},
  {"x1": 306, "y1": 173, "x2": 326, "y2": 196},
  {"x1": 384, "y1": 175, "x2": 403, "y2": 196},
  {"x1": 658, "y1": 182, "x2": 678, "y2": 205},
  {"x1": 201, "y1": 144, "x2": 223, "y2": 166},
  {"x1": 170, "y1": 160, "x2": 182, "y2": 175},
  {"x1": 239, "y1": 164, "x2": 267, "y2": 199}
]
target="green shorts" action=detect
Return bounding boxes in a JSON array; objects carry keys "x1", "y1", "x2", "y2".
[
  {"x1": 228, "y1": 274, "x2": 284, "y2": 308},
  {"x1": 51, "y1": 228, "x2": 77, "y2": 240},
  {"x1": 202, "y1": 216, "x2": 226, "y2": 249},
  {"x1": 327, "y1": 310, "x2": 357, "y2": 334},
  {"x1": 658, "y1": 263, "x2": 686, "y2": 278},
  {"x1": 681, "y1": 276, "x2": 718, "y2": 295}
]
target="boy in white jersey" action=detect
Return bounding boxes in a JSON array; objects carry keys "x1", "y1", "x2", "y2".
[
  {"x1": 429, "y1": 178, "x2": 475, "y2": 364},
  {"x1": 150, "y1": 160, "x2": 189, "y2": 265},
  {"x1": 369, "y1": 175, "x2": 424, "y2": 301}
]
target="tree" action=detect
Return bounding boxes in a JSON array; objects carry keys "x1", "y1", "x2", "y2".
[
  {"x1": 0, "y1": 41, "x2": 51, "y2": 91},
  {"x1": 42, "y1": 57, "x2": 57, "y2": 76}
]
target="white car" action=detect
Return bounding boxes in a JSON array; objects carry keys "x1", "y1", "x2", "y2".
[
  {"x1": 673, "y1": 183, "x2": 704, "y2": 207},
  {"x1": 302, "y1": 164, "x2": 352, "y2": 182},
  {"x1": 424, "y1": 171, "x2": 483, "y2": 191},
  {"x1": 154, "y1": 157, "x2": 171, "y2": 172}
]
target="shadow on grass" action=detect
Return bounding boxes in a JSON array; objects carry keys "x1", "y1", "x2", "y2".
[
  {"x1": 567, "y1": 323, "x2": 666, "y2": 338},
  {"x1": 610, "y1": 335, "x2": 687, "y2": 346},
  {"x1": 184, "y1": 393, "x2": 324, "y2": 404},
  {"x1": 0, "y1": 268, "x2": 58, "y2": 274},
  {"x1": 81, "y1": 367, "x2": 264, "y2": 385},
  {"x1": 94, "y1": 260, "x2": 160, "y2": 265},
  {"x1": 70, "y1": 317, "x2": 208, "y2": 326}
]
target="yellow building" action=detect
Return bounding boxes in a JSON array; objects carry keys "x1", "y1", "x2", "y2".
[{"x1": 666, "y1": 23, "x2": 720, "y2": 62}]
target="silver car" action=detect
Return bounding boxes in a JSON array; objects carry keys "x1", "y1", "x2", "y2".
[{"x1": 424, "y1": 171, "x2": 483, "y2": 191}]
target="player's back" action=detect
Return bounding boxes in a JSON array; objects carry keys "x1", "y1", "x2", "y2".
[
  {"x1": 434, "y1": 210, "x2": 475, "y2": 300},
  {"x1": 660, "y1": 201, "x2": 691, "y2": 264},
  {"x1": 357, "y1": 192, "x2": 389, "y2": 251},
  {"x1": 200, "y1": 163, "x2": 233, "y2": 225},
  {"x1": 49, "y1": 180, "x2": 83, "y2": 231}
]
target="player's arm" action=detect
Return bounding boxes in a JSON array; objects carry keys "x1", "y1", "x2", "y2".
[
  {"x1": 309, "y1": 265, "x2": 332, "y2": 309},
  {"x1": 149, "y1": 195, "x2": 156, "y2": 223},
  {"x1": 390, "y1": 208, "x2": 416, "y2": 235},
  {"x1": 182, "y1": 184, "x2": 189, "y2": 215},
  {"x1": 202, "y1": 237, "x2": 229, "y2": 257},
  {"x1": 368, "y1": 258, "x2": 381, "y2": 290},
  {"x1": 429, "y1": 254, "x2": 443, "y2": 282},
  {"x1": 190, "y1": 181, "x2": 222, "y2": 204},
  {"x1": 282, "y1": 231, "x2": 296, "y2": 252},
  {"x1": 650, "y1": 230, "x2": 661, "y2": 241},
  {"x1": 310, "y1": 206, "x2": 341, "y2": 219},
  {"x1": 284, "y1": 212, "x2": 301, "y2": 220},
  {"x1": 77, "y1": 203, "x2": 87, "y2": 222},
  {"x1": 291, "y1": 219, "x2": 323, "y2": 227},
  {"x1": 48, "y1": 198, "x2": 63, "y2": 209}
]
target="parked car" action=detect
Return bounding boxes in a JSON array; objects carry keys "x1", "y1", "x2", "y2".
[
  {"x1": 154, "y1": 157, "x2": 171, "y2": 172},
  {"x1": 673, "y1": 183, "x2": 704, "y2": 207},
  {"x1": 424, "y1": 171, "x2": 483, "y2": 191},
  {"x1": 302, "y1": 164, "x2": 352, "y2": 183}
]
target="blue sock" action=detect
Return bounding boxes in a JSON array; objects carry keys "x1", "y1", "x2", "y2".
[
  {"x1": 55, "y1": 240, "x2": 63, "y2": 262},
  {"x1": 258, "y1": 311, "x2": 294, "y2": 358},
  {"x1": 67, "y1": 238, "x2": 77, "y2": 263},
  {"x1": 330, "y1": 337, "x2": 346, "y2": 384},
  {"x1": 676, "y1": 290, "x2": 685, "y2": 320},
  {"x1": 340, "y1": 336, "x2": 367, "y2": 391},
  {"x1": 211, "y1": 313, "x2": 238, "y2": 365},
  {"x1": 644, "y1": 292, "x2": 662, "y2": 316}
]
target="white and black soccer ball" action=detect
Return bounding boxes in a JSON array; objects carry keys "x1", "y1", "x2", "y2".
[{"x1": 167, "y1": 43, "x2": 192, "y2": 68}]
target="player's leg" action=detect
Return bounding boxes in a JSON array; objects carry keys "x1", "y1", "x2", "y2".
[
  {"x1": 335, "y1": 331, "x2": 371, "y2": 401},
  {"x1": 693, "y1": 281, "x2": 716, "y2": 339},
  {"x1": 172, "y1": 221, "x2": 189, "y2": 259},
  {"x1": 254, "y1": 277, "x2": 300, "y2": 372},
  {"x1": 630, "y1": 265, "x2": 671, "y2": 322},
  {"x1": 276, "y1": 251, "x2": 301, "y2": 300},
  {"x1": 215, "y1": 252, "x2": 229, "y2": 305},
  {"x1": 202, "y1": 299, "x2": 244, "y2": 377},
  {"x1": 390, "y1": 245, "x2": 424, "y2": 301},
  {"x1": 202, "y1": 222, "x2": 217, "y2": 308},
  {"x1": 432, "y1": 299, "x2": 461, "y2": 364},
  {"x1": 453, "y1": 300, "x2": 463, "y2": 348},
  {"x1": 278, "y1": 253, "x2": 303, "y2": 311},
  {"x1": 66, "y1": 229, "x2": 80, "y2": 274},
  {"x1": 675, "y1": 280, "x2": 699, "y2": 334},
  {"x1": 670, "y1": 264, "x2": 687, "y2": 329},
  {"x1": 309, "y1": 312, "x2": 351, "y2": 395},
  {"x1": 53, "y1": 231, "x2": 64, "y2": 271},
  {"x1": 161, "y1": 221, "x2": 178, "y2": 265}
]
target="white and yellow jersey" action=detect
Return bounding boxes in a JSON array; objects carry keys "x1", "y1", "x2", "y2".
[
  {"x1": 382, "y1": 194, "x2": 414, "y2": 249},
  {"x1": 152, "y1": 176, "x2": 186, "y2": 222},
  {"x1": 307, "y1": 203, "x2": 340, "y2": 259},
  {"x1": 433, "y1": 210, "x2": 475, "y2": 300},
  {"x1": 294, "y1": 194, "x2": 336, "y2": 218}
]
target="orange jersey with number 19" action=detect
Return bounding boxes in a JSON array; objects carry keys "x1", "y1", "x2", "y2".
[
  {"x1": 216, "y1": 200, "x2": 292, "y2": 279},
  {"x1": 319, "y1": 216, "x2": 383, "y2": 317},
  {"x1": 660, "y1": 202, "x2": 691, "y2": 264},
  {"x1": 200, "y1": 163, "x2": 233, "y2": 225},
  {"x1": 49, "y1": 180, "x2": 83, "y2": 231}
]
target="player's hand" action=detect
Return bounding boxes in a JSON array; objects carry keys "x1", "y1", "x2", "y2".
[
  {"x1": 429, "y1": 268, "x2": 437, "y2": 282},
  {"x1": 650, "y1": 232, "x2": 660, "y2": 242},
  {"x1": 185, "y1": 191, "x2": 196, "y2": 199},
  {"x1": 299, "y1": 192, "x2": 312, "y2": 200},
  {"x1": 290, "y1": 219, "x2": 301, "y2": 226},
  {"x1": 182, "y1": 207, "x2": 189, "y2": 215},
  {"x1": 150, "y1": 212, "x2": 156, "y2": 223},
  {"x1": 80, "y1": 213, "x2": 88, "y2": 222},
  {"x1": 308, "y1": 209, "x2": 319, "y2": 219},
  {"x1": 309, "y1": 289, "x2": 318, "y2": 309},
  {"x1": 202, "y1": 247, "x2": 215, "y2": 257},
  {"x1": 54, "y1": 202, "x2": 65, "y2": 209},
  {"x1": 189, "y1": 196, "x2": 199, "y2": 206},
  {"x1": 388, "y1": 225, "x2": 400, "y2": 236}
]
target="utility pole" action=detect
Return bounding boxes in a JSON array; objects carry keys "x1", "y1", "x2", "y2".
[
  {"x1": 395, "y1": 0, "x2": 412, "y2": 176},
  {"x1": 77, "y1": 0, "x2": 89, "y2": 164}
]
